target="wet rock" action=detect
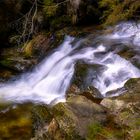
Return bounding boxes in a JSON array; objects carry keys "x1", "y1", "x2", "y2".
[
  {"x1": 101, "y1": 99, "x2": 125, "y2": 112},
  {"x1": 0, "y1": 34, "x2": 53, "y2": 82},
  {"x1": 131, "y1": 55, "x2": 140, "y2": 69},
  {"x1": 32, "y1": 105, "x2": 52, "y2": 131},
  {"x1": 100, "y1": 78, "x2": 140, "y2": 140},
  {"x1": 0, "y1": 57, "x2": 36, "y2": 72},
  {"x1": 32, "y1": 95, "x2": 107, "y2": 140},
  {"x1": 67, "y1": 84, "x2": 81, "y2": 96},
  {"x1": 72, "y1": 63, "x2": 89, "y2": 89},
  {"x1": 0, "y1": 46, "x2": 37, "y2": 73},
  {"x1": 118, "y1": 78, "x2": 140, "y2": 102},
  {"x1": 67, "y1": 84, "x2": 103, "y2": 104},
  {"x1": 105, "y1": 87, "x2": 126, "y2": 97},
  {"x1": 71, "y1": 62, "x2": 104, "y2": 99},
  {"x1": 81, "y1": 86, "x2": 103, "y2": 99},
  {"x1": 23, "y1": 34, "x2": 52, "y2": 59}
]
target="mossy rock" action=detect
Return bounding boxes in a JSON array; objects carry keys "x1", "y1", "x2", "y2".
[
  {"x1": 32, "y1": 105, "x2": 53, "y2": 133},
  {"x1": 51, "y1": 103, "x2": 81, "y2": 139},
  {"x1": 101, "y1": 78, "x2": 140, "y2": 140},
  {"x1": 0, "y1": 45, "x2": 37, "y2": 72},
  {"x1": 0, "y1": 57, "x2": 35, "y2": 72},
  {"x1": 23, "y1": 34, "x2": 51, "y2": 58},
  {"x1": 117, "y1": 78, "x2": 140, "y2": 102},
  {"x1": 0, "y1": 103, "x2": 33, "y2": 140},
  {"x1": 53, "y1": 96, "x2": 107, "y2": 138},
  {"x1": 124, "y1": 78, "x2": 140, "y2": 90},
  {"x1": 32, "y1": 95, "x2": 107, "y2": 140}
]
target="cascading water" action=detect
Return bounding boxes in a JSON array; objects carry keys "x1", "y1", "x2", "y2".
[{"x1": 0, "y1": 22, "x2": 140, "y2": 104}]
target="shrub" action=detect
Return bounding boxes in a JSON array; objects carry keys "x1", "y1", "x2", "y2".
[{"x1": 99, "y1": 0, "x2": 140, "y2": 25}]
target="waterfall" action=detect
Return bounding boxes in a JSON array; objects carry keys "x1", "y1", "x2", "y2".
[{"x1": 0, "y1": 22, "x2": 140, "y2": 104}]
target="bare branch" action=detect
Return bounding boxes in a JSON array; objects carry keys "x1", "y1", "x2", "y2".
[{"x1": 9, "y1": 0, "x2": 70, "y2": 46}]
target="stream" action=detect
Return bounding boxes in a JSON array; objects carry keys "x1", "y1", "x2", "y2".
[{"x1": 0, "y1": 22, "x2": 140, "y2": 104}]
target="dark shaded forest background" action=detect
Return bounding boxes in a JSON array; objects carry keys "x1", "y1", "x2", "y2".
[{"x1": 0, "y1": 0, "x2": 140, "y2": 49}]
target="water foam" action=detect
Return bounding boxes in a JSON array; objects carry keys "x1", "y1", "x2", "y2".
[{"x1": 0, "y1": 22, "x2": 140, "y2": 104}]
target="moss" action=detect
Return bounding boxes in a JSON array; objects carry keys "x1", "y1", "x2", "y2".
[
  {"x1": 86, "y1": 122, "x2": 103, "y2": 140},
  {"x1": 86, "y1": 123, "x2": 115, "y2": 139},
  {"x1": 0, "y1": 59, "x2": 14, "y2": 68},
  {"x1": 135, "y1": 118, "x2": 140, "y2": 127},
  {"x1": 52, "y1": 103, "x2": 76, "y2": 128},
  {"x1": 86, "y1": 114, "x2": 128, "y2": 140},
  {"x1": 124, "y1": 78, "x2": 140, "y2": 89},
  {"x1": 32, "y1": 105, "x2": 52, "y2": 131},
  {"x1": 43, "y1": 0, "x2": 70, "y2": 30},
  {"x1": 99, "y1": 0, "x2": 140, "y2": 25},
  {"x1": 23, "y1": 41, "x2": 33, "y2": 57},
  {"x1": 43, "y1": 0, "x2": 58, "y2": 18},
  {"x1": 52, "y1": 103, "x2": 83, "y2": 140},
  {"x1": 120, "y1": 111, "x2": 130, "y2": 120},
  {"x1": 134, "y1": 131, "x2": 140, "y2": 140},
  {"x1": 50, "y1": 16, "x2": 71, "y2": 30},
  {"x1": 0, "y1": 103, "x2": 33, "y2": 139}
]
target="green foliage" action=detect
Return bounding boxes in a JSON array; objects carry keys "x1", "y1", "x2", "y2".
[
  {"x1": 43, "y1": 0, "x2": 58, "y2": 17},
  {"x1": 134, "y1": 131, "x2": 140, "y2": 140},
  {"x1": 32, "y1": 105, "x2": 52, "y2": 132},
  {"x1": 43, "y1": 0, "x2": 70, "y2": 30},
  {"x1": 99, "y1": 0, "x2": 119, "y2": 9},
  {"x1": 50, "y1": 16, "x2": 70, "y2": 30},
  {"x1": 43, "y1": 0, "x2": 53, "y2": 5},
  {"x1": 0, "y1": 60, "x2": 12, "y2": 67},
  {"x1": 86, "y1": 121, "x2": 126, "y2": 140},
  {"x1": 86, "y1": 122, "x2": 103, "y2": 140},
  {"x1": 99, "y1": 0, "x2": 140, "y2": 25},
  {"x1": 135, "y1": 118, "x2": 140, "y2": 126}
]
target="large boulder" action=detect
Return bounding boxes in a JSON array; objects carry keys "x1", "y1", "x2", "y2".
[
  {"x1": 32, "y1": 95, "x2": 107, "y2": 140},
  {"x1": 101, "y1": 78, "x2": 140, "y2": 140},
  {"x1": 70, "y1": 62, "x2": 103, "y2": 99}
]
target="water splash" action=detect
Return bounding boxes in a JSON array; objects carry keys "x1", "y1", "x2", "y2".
[
  {"x1": 0, "y1": 22, "x2": 140, "y2": 104},
  {"x1": 106, "y1": 22, "x2": 140, "y2": 47}
]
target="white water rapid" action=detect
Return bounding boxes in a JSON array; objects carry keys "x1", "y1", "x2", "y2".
[{"x1": 0, "y1": 22, "x2": 140, "y2": 104}]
